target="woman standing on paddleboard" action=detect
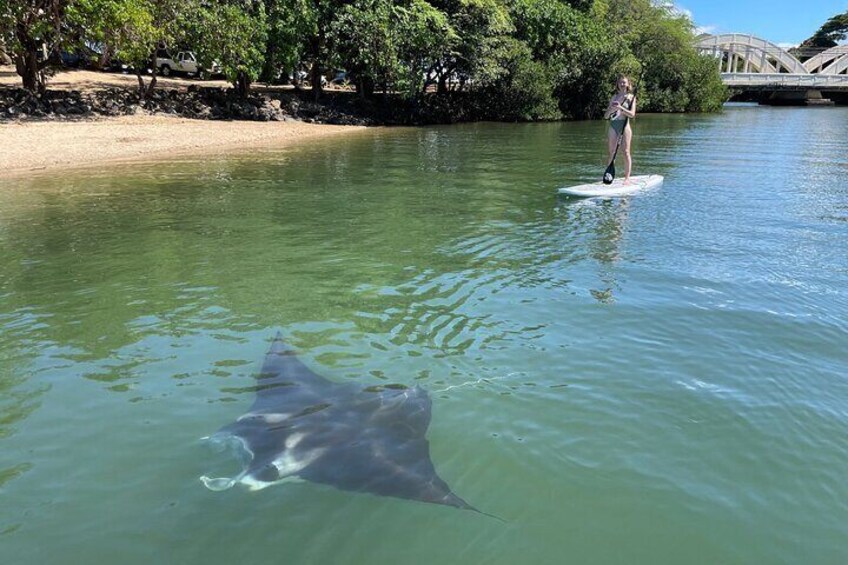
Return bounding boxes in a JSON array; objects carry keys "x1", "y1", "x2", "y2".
[{"x1": 603, "y1": 76, "x2": 637, "y2": 184}]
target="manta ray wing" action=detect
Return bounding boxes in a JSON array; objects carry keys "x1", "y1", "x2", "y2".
[{"x1": 297, "y1": 385, "x2": 474, "y2": 510}]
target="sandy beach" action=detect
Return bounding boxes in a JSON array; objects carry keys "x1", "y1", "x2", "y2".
[
  {"x1": 0, "y1": 114, "x2": 364, "y2": 179},
  {"x1": 0, "y1": 66, "x2": 365, "y2": 180}
]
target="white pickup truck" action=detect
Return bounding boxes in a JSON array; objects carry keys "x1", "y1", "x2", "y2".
[{"x1": 156, "y1": 51, "x2": 220, "y2": 78}]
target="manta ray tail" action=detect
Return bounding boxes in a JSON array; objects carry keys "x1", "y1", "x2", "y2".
[
  {"x1": 444, "y1": 493, "x2": 506, "y2": 522},
  {"x1": 473, "y1": 508, "x2": 507, "y2": 523}
]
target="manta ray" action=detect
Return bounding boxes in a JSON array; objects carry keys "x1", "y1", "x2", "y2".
[{"x1": 200, "y1": 334, "x2": 478, "y2": 513}]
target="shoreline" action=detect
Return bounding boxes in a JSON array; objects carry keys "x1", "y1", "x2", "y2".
[{"x1": 0, "y1": 114, "x2": 367, "y2": 180}]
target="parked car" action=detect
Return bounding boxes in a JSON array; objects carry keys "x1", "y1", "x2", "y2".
[
  {"x1": 78, "y1": 42, "x2": 133, "y2": 73},
  {"x1": 59, "y1": 50, "x2": 86, "y2": 68},
  {"x1": 156, "y1": 51, "x2": 221, "y2": 78},
  {"x1": 288, "y1": 69, "x2": 327, "y2": 86}
]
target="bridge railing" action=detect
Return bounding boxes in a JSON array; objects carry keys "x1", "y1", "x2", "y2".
[{"x1": 721, "y1": 73, "x2": 848, "y2": 88}]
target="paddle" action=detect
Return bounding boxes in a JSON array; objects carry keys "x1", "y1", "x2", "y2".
[{"x1": 602, "y1": 77, "x2": 640, "y2": 185}]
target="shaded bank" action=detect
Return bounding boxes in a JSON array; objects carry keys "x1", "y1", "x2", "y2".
[{"x1": 0, "y1": 85, "x2": 626, "y2": 126}]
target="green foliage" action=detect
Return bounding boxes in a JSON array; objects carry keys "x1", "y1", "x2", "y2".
[
  {"x1": 261, "y1": 0, "x2": 317, "y2": 82},
  {"x1": 562, "y1": 0, "x2": 591, "y2": 11},
  {"x1": 2, "y1": 0, "x2": 726, "y2": 113},
  {"x1": 599, "y1": 0, "x2": 727, "y2": 113},
  {"x1": 330, "y1": 0, "x2": 400, "y2": 95},
  {"x1": 681, "y1": 52, "x2": 727, "y2": 112},
  {"x1": 187, "y1": 0, "x2": 268, "y2": 92},
  {"x1": 0, "y1": 0, "x2": 71, "y2": 91},
  {"x1": 0, "y1": 0, "x2": 67, "y2": 54},
  {"x1": 479, "y1": 36, "x2": 560, "y2": 120},
  {"x1": 68, "y1": 0, "x2": 162, "y2": 68},
  {"x1": 67, "y1": 0, "x2": 186, "y2": 97},
  {"x1": 800, "y1": 11, "x2": 848, "y2": 48},
  {"x1": 394, "y1": 0, "x2": 456, "y2": 95},
  {"x1": 447, "y1": 0, "x2": 514, "y2": 85},
  {"x1": 511, "y1": 0, "x2": 623, "y2": 118}
]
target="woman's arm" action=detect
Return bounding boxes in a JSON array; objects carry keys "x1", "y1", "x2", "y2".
[
  {"x1": 603, "y1": 98, "x2": 618, "y2": 119},
  {"x1": 617, "y1": 96, "x2": 637, "y2": 119}
]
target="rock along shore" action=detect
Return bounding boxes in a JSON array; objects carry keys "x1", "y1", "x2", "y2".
[{"x1": 0, "y1": 86, "x2": 371, "y2": 125}]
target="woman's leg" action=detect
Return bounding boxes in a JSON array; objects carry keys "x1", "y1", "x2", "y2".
[{"x1": 622, "y1": 125, "x2": 633, "y2": 182}]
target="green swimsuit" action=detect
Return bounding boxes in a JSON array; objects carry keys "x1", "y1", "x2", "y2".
[{"x1": 609, "y1": 94, "x2": 633, "y2": 135}]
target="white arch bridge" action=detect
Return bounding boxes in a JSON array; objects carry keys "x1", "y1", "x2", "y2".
[{"x1": 696, "y1": 34, "x2": 848, "y2": 104}]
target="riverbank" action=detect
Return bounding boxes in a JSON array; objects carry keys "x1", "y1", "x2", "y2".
[
  {"x1": 0, "y1": 114, "x2": 365, "y2": 180},
  {"x1": 0, "y1": 65, "x2": 375, "y2": 179},
  {"x1": 0, "y1": 63, "x2": 564, "y2": 134}
]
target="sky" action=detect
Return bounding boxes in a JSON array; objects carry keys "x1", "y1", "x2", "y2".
[{"x1": 675, "y1": 1, "x2": 848, "y2": 47}]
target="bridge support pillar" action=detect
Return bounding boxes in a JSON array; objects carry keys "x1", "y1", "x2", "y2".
[{"x1": 762, "y1": 90, "x2": 835, "y2": 106}]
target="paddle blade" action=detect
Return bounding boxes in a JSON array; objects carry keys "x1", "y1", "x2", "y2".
[{"x1": 603, "y1": 162, "x2": 615, "y2": 184}]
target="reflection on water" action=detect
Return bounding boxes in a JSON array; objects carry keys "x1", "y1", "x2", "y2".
[
  {"x1": 1, "y1": 106, "x2": 848, "y2": 563},
  {"x1": 555, "y1": 198, "x2": 631, "y2": 303},
  {"x1": 0, "y1": 373, "x2": 40, "y2": 490}
]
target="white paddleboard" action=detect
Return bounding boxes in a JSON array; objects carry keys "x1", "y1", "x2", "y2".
[{"x1": 557, "y1": 175, "x2": 664, "y2": 197}]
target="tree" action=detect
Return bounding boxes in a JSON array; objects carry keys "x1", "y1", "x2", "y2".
[
  {"x1": 478, "y1": 35, "x2": 560, "y2": 120},
  {"x1": 800, "y1": 11, "x2": 848, "y2": 48},
  {"x1": 0, "y1": 0, "x2": 71, "y2": 92},
  {"x1": 297, "y1": 0, "x2": 355, "y2": 100},
  {"x1": 394, "y1": 0, "x2": 456, "y2": 96},
  {"x1": 421, "y1": 0, "x2": 514, "y2": 93},
  {"x1": 260, "y1": 0, "x2": 315, "y2": 84},
  {"x1": 510, "y1": 0, "x2": 623, "y2": 118},
  {"x1": 188, "y1": 0, "x2": 268, "y2": 97},
  {"x1": 69, "y1": 0, "x2": 174, "y2": 98},
  {"x1": 330, "y1": 0, "x2": 399, "y2": 97},
  {"x1": 329, "y1": 0, "x2": 455, "y2": 99},
  {"x1": 599, "y1": 0, "x2": 726, "y2": 113}
]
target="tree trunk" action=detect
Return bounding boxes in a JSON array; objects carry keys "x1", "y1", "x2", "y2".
[
  {"x1": 14, "y1": 23, "x2": 44, "y2": 93},
  {"x1": 234, "y1": 71, "x2": 251, "y2": 98},
  {"x1": 260, "y1": 41, "x2": 279, "y2": 84},
  {"x1": 135, "y1": 71, "x2": 158, "y2": 100},
  {"x1": 136, "y1": 52, "x2": 158, "y2": 99},
  {"x1": 15, "y1": 52, "x2": 41, "y2": 93},
  {"x1": 356, "y1": 76, "x2": 374, "y2": 99},
  {"x1": 136, "y1": 73, "x2": 149, "y2": 98},
  {"x1": 309, "y1": 35, "x2": 324, "y2": 102},
  {"x1": 310, "y1": 60, "x2": 322, "y2": 101},
  {"x1": 99, "y1": 45, "x2": 114, "y2": 71}
]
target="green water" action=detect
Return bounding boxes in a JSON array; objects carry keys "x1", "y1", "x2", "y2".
[{"x1": 1, "y1": 105, "x2": 847, "y2": 564}]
